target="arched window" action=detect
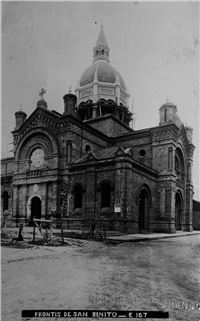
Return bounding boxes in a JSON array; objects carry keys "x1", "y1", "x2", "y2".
[
  {"x1": 74, "y1": 185, "x2": 83, "y2": 209},
  {"x1": 175, "y1": 148, "x2": 185, "y2": 182},
  {"x1": 175, "y1": 156, "x2": 179, "y2": 173},
  {"x1": 164, "y1": 108, "x2": 167, "y2": 122},
  {"x1": 66, "y1": 141, "x2": 72, "y2": 164},
  {"x1": 2, "y1": 191, "x2": 9, "y2": 212},
  {"x1": 101, "y1": 182, "x2": 111, "y2": 208},
  {"x1": 85, "y1": 145, "x2": 91, "y2": 153}
]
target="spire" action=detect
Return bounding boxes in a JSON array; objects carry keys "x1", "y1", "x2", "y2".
[
  {"x1": 93, "y1": 25, "x2": 110, "y2": 63},
  {"x1": 95, "y1": 24, "x2": 109, "y2": 48}
]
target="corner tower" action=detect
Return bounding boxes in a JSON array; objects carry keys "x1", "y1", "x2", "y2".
[{"x1": 75, "y1": 26, "x2": 132, "y2": 126}]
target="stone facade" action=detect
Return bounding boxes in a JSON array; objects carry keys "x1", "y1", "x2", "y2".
[{"x1": 1, "y1": 27, "x2": 195, "y2": 233}]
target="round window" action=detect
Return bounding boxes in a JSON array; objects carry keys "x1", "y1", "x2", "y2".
[
  {"x1": 31, "y1": 148, "x2": 44, "y2": 168},
  {"x1": 138, "y1": 149, "x2": 146, "y2": 158}
]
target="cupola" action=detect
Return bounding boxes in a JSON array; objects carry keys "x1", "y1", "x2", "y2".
[
  {"x1": 63, "y1": 87, "x2": 77, "y2": 116},
  {"x1": 14, "y1": 108, "x2": 27, "y2": 130},
  {"x1": 75, "y1": 26, "x2": 132, "y2": 125},
  {"x1": 159, "y1": 101, "x2": 178, "y2": 125}
]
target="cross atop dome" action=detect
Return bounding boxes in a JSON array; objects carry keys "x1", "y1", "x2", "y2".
[
  {"x1": 39, "y1": 88, "x2": 46, "y2": 100},
  {"x1": 37, "y1": 88, "x2": 47, "y2": 108},
  {"x1": 93, "y1": 25, "x2": 110, "y2": 63}
]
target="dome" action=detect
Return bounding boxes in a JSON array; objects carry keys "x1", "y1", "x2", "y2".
[
  {"x1": 159, "y1": 101, "x2": 177, "y2": 110},
  {"x1": 80, "y1": 61, "x2": 126, "y2": 90},
  {"x1": 174, "y1": 113, "x2": 182, "y2": 128},
  {"x1": 75, "y1": 26, "x2": 131, "y2": 124}
]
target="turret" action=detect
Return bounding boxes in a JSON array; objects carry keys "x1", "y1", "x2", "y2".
[
  {"x1": 14, "y1": 109, "x2": 27, "y2": 130},
  {"x1": 63, "y1": 87, "x2": 77, "y2": 116},
  {"x1": 159, "y1": 101, "x2": 177, "y2": 125}
]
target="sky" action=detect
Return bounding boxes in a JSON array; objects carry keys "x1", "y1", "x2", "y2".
[{"x1": 1, "y1": 1, "x2": 199, "y2": 199}]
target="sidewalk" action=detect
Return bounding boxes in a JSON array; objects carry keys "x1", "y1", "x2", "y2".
[
  {"x1": 106, "y1": 230, "x2": 200, "y2": 242},
  {"x1": 3, "y1": 227, "x2": 200, "y2": 243}
]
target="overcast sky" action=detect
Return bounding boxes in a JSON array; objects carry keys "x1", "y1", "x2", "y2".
[{"x1": 1, "y1": 1, "x2": 199, "y2": 199}]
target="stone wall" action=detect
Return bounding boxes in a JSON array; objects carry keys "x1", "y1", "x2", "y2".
[{"x1": 85, "y1": 114, "x2": 132, "y2": 137}]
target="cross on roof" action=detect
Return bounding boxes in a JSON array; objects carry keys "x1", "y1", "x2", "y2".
[{"x1": 39, "y1": 88, "x2": 46, "y2": 100}]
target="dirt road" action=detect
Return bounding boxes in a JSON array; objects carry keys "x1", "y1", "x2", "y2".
[{"x1": 1, "y1": 235, "x2": 200, "y2": 321}]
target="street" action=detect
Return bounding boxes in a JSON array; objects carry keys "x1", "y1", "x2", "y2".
[{"x1": 1, "y1": 235, "x2": 200, "y2": 321}]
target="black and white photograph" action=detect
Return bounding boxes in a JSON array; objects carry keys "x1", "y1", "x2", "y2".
[{"x1": 1, "y1": 1, "x2": 200, "y2": 321}]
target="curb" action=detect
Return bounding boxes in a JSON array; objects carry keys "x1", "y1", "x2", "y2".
[{"x1": 106, "y1": 232, "x2": 200, "y2": 243}]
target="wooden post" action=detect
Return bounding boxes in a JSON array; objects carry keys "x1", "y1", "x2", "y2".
[
  {"x1": 82, "y1": 222, "x2": 85, "y2": 239},
  {"x1": 45, "y1": 228, "x2": 48, "y2": 242},
  {"x1": 99, "y1": 220, "x2": 102, "y2": 238},
  {"x1": 103, "y1": 224, "x2": 106, "y2": 240},
  {"x1": 92, "y1": 221, "x2": 95, "y2": 238},
  {"x1": 4, "y1": 216, "x2": 7, "y2": 231},
  {"x1": 18, "y1": 223, "x2": 23, "y2": 240},
  {"x1": 50, "y1": 216, "x2": 53, "y2": 245},
  {"x1": 33, "y1": 221, "x2": 35, "y2": 242},
  {"x1": 60, "y1": 218, "x2": 64, "y2": 244}
]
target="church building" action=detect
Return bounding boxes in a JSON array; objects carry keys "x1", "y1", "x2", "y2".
[{"x1": 1, "y1": 26, "x2": 195, "y2": 233}]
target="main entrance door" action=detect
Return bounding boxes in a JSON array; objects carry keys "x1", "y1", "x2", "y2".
[
  {"x1": 138, "y1": 189, "x2": 148, "y2": 231},
  {"x1": 175, "y1": 192, "x2": 182, "y2": 230},
  {"x1": 31, "y1": 196, "x2": 41, "y2": 225}
]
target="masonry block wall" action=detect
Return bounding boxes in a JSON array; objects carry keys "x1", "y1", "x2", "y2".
[
  {"x1": 113, "y1": 132, "x2": 152, "y2": 168},
  {"x1": 58, "y1": 123, "x2": 109, "y2": 168},
  {"x1": 85, "y1": 115, "x2": 132, "y2": 137}
]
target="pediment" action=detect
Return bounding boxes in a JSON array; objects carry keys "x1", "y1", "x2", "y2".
[
  {"x1": 114, "y1": 147, "x2": 126, "y2": 157},
  {"x1": 124, "y1": 147, "x2": 133, "y2": 157},
  {"x1": 13, "y1": 108, "x2": 65, "y2": 145},
  {"x1": 21, "y1": 108, "x2": 60, "y2": 132}
]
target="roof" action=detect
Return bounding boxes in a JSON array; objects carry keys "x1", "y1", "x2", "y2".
[
  {"x1": 74, "y1": 146, "x2": 157, "y2": 177},
  {"x1": 95, "y1": 25, "x2": 109, "y2": 48},
  {"x1": 79, "y1": 26, "x2": 126, "y2": 91},
  {"x1": 80, "y1": 61, "x2": 126, "y2": 90},
  {"x1": 75, "y1": 146, "x2": 120, "y2": 163},
  {"x1": 160, "y1": 102, "x2": 177, "y2": 110}
]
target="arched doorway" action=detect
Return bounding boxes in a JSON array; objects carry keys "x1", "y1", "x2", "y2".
[
  {"x1": 138, "y1": 188, "x2": 149, "y2": 231},
  {"x1": 30, "y1": 196, "x2": 41, "y2": 225},
  {"x1": 175, "y1": 192, "x2": 183, "y2": 230}
]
